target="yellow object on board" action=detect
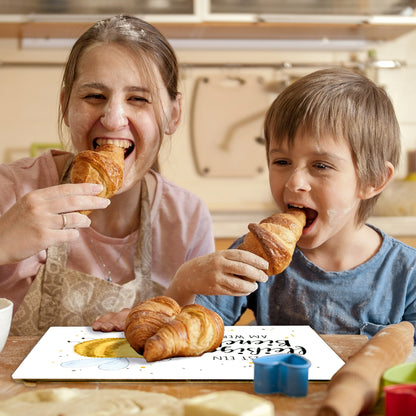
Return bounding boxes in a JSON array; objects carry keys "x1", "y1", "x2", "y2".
[{"x1": 74, "y1": 338, "x2": 140, "y2": 358}]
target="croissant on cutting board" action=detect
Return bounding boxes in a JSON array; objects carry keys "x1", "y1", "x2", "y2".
[
  {"x1": 125, "y1": 296, "x2": 224, "y2": 362},
  {"x1": 70, "y1": 144, "x2": 124, "y2": 215},
  {"x1": 143, "y1": 303, "x2": 225, "y2": 362},
  {"x1": 124, "y1": 296, "x2": 181, "y2": 354},
  {"x1": 239, "y1": 208, "x2": 306, "y2": 275}
]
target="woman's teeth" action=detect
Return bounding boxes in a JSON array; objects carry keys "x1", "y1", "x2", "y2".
[{"x1": 94, "y1": 138, "x2": 134, "y2": 158}]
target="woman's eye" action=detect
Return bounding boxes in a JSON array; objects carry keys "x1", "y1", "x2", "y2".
[
  {"x1": 84, "y1": 93, "x2": 105, "y2": 100},
  {"x1": 130, "y1": 96, "x2": 150, "y2": 103}
]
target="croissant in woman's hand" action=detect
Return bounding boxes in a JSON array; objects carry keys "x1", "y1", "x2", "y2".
[
  {"x1": 124, "y1": 296, "x2": 224, "y2": 362},
  {"x1": 239, "y1": 208, "x2": 306, "y2": 275},
  {"x1": 70, "y1": 144, "x2": 124, "y2": 215}
]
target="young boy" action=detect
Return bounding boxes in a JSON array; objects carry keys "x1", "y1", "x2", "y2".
[
  {"x1": 95, "y1": 68, "x2": 416, "y2": 342},
  {"x1": 187, "y1": 67, "x2": 416, "y2": 341}
]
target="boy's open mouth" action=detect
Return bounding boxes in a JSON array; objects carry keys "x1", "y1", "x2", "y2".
[
  {"x1": 93, "y1": 138, "x2": 134, "y2": 159},
  {"x1": 288, "y1": 204, "x2": 317, "y2": 228}
]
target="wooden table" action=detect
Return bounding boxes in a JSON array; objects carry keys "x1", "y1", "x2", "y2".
[{"x1": 0, "y1": 334, "x2": 385, "y2": 415}]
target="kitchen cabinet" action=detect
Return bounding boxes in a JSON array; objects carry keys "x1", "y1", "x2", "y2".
[
  {"x1": 208, "y1": 0, "x2": 414, "y2": 15},
  {"x1": 1, "y1": 19, "x2": 416, "y2": 43},
  {"x1": 0, "y1": 0, "x2": 416, "y2": 42}
]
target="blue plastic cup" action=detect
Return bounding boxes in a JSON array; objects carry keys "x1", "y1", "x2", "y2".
[{"x1": 253, "y1": 354, "x2": 311, "y2": 397}]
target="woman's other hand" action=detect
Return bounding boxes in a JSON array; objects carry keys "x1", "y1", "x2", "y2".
[{"x1": 92, "y1": 308, "x2": 131, "y2": 332}]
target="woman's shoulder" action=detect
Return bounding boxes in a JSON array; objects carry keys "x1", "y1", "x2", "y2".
[
  {"x1": 151, "y1": 171, "x2": 200, "y2": 195},
  {"x1": 0, "y1": 149, "x2": 69, "y2": 189},
  {"x1": 150, "y1": 170, "x2": 208, "y2": 210},
  {"x1": 51, "y1": 150, "x2": 74, "y2": 179}
]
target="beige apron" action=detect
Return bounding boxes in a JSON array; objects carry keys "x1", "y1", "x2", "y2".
[{"x1": 11, "y1": 171, "x2": 163, "y2": 336}]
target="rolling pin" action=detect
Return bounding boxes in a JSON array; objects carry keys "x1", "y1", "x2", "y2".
[{"x1": 316, "y1": 321, "x2": 415, "y2": 416}]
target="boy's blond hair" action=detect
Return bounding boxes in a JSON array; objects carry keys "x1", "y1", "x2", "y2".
[{"x1": 264, "y1": 67, "x2": 401, "y2": 225}]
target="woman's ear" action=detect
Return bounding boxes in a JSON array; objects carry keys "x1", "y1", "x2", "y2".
[
  {"x1": 165, "y1": 93, "x2": 182, "y2": 135},
  {"x1": 359, "y1": 161, "x2": 395, "y2": 200}
]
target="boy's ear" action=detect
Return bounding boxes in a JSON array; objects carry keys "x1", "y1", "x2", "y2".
[
  {"x1": 359, "y1": 161, "x2": 395, "y2": 200},
  {"x1": 165, "y1": 93, "x2": 182, "y2": 135}
]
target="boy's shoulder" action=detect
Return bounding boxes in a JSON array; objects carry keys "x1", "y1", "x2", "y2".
[
  {"x1": 366, "y1": 225, "x2": 416, "y2": 277},
  {"x1": 371, "y1": 224, "x2": 416, "y2": 254},
  {"x1": 230, "y1": 235, "x2": 245, "y2": 249}
]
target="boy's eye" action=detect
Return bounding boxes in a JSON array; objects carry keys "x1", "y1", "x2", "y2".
[
  {"x1": 273, "y1": 159, "x2": 289, "y2": 166},
  {"x1": 314, "y1": 162, "x2": 331, "y2": 170}
]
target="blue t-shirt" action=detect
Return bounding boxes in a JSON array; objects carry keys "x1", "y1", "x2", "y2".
[{"x1": 197, "y1": 225, "x2": 416, "y2": 342}]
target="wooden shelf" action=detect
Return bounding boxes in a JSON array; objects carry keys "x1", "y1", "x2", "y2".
[
  {"x1": 0, "y1": 20, "x2": 416, "y2": 41},
  {"x1": 153, "y1": 21, "x2": 416, "y2": 42}
]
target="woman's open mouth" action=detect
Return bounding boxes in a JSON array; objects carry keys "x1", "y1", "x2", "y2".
[{"x1": 93, "y1": 138, "x2": 134, "y2": 159}]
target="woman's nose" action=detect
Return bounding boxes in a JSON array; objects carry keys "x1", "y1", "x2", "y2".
[
  {"x1": 285, "y1": 168, "x2": 311, "y2": 192},
  {"x1": 100, "y1": 101, "x2": 128, "y2": 130}
]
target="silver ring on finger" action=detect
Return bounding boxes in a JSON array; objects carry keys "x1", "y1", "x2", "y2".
[{"x1": 61, "y1": 213, "x2": 67, "y2": 230}]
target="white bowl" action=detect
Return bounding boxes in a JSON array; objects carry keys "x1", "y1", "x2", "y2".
[{"x1": 0, "y1": 298, "x2": 13, "y2": 353}]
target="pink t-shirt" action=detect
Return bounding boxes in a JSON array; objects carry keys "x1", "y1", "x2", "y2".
[{"x1": 0, "y1": 150, "x2": 215, "y2": 310}]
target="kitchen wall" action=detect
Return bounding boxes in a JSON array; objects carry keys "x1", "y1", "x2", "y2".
[
  {"x1": 375, "y1": 29, "x2": 416, "y2": 173},
  {"x1": 0, "y1": 27, "x2": 415, "y2": 237}
]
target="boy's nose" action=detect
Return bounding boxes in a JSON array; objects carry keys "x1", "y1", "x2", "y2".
[
  {"x1": 285, "y1": 168, "x2": 311, "y2": 192},
  {"x1": 100, "y1": 102, "x2": 128, "y2": 131}
]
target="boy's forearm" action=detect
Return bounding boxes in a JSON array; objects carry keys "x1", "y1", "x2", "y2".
[
  {"x1": 164, "y1": 282, "x2": 196, "y2": 307},
  {"x1": 165, "y1": 258, "x2": 201, "y2": 306}
]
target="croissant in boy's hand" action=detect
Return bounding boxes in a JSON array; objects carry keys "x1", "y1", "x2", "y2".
[
  {"x1": 70, "y1": 144, "x2": 124, "y2": 215},
  {"x1": 239, "y1": 208, "x2": 306, "y2": 275},
  {"x1": 125, "y1": 296, "x2": 224, "y2": 362}
]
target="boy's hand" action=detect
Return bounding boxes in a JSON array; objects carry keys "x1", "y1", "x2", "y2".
[{"x1": 165, "y1": 250, "x2": 269, "y2": 306}]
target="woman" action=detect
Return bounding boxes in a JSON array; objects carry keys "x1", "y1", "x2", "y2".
[{"x1": 0, "y1": 15, "x2": 214, "y2": 335}]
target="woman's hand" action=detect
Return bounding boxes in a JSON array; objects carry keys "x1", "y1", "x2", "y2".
[
  {"x1": 165, "y1": 249, "x2": 269, "y2": 306},
  {"x1": 0, "y1": 183, "x2": 110, "y2": 265},
  {"x1": 92, "y1": 308, "x2": 131, "y2": 332}
]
